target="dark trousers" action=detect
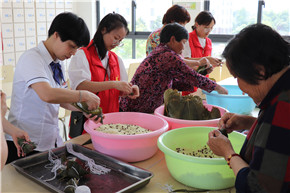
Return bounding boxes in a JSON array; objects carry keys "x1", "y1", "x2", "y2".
[{"x1": 5, "y1": 140, "x2": 39, "y2": 164}]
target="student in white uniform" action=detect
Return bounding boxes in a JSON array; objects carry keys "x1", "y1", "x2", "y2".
[{"x1": 5, "y1": 12, "x2": 101, "y2": 164}]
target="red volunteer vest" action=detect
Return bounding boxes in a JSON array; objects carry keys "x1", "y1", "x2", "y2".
[
  {"x1": 81, "y1": 40, "x2": 120, "y2": 113},
  {"x1": 182, "y1": 30, "x2": 212, "y2": 96},
  {"x1": 188, "y1": 30, "x2": 212, "y2": 58}
]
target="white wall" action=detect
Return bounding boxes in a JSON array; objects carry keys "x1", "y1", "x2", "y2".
[
  {"x1": 72, "y1": 0, "x2": 96, "y2": 39},
  {"x1": 172, "y1": 0, "x2": 204, "y2": 32}
]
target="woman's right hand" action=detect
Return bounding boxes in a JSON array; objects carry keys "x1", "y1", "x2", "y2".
[
  {"x1": 218, "y1": 112, "x2": 257, "y2": 133},
  {"x1": 198, "y1": 57, "x2": 210, "y2": 68},
  {"x1": 115, "y1": 81, "x2": 133, "y2": 95},
  {"x1": 214, "y1": 84, "x2": 228, "y2": 94},
  {"x1": 82, "y1": 91, "x2": 101, "y2": 111}
]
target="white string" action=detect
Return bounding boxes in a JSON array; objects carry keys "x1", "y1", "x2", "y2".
[
  {"x1": 42, "y1": 143, "x2": 110, "y2": 182},
  {"x1": 66, "y1": 143, "x2": 111, "y2": 175},
  {"x1": 155, "y1": 183, "x2": 174, "y2": 192},
  {"x1": 43, "y1": 149, "x2": 66, "y2": 182},
  {"x1": 162, "y1": 184, "x2": 174, "y2": 192}
]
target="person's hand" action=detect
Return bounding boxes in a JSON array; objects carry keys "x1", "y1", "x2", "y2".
[
  {"x1": 127, "y1": 85, "x2": 139, "y2": 99},
  {"x1": 207, "y1": 129, "x2": 235, "y2": 158},
  {"x1": 198, "y1": 57, "x2": 210, "y2": 68},
  {"x1": 218, "y1": 112, "x2": 257, "y2": 132},
  {"x1": 214, "y1": 84, "x2": 228, "y2": 94},
  {"x1": 82, "y1": 91, "x2": 100, "y2": 111},
  {"x1": 205, "y1": 64, "x2": 214, "y2": 74},
  {"x1": 0, "y1": 91, "x2": 8, "y2": 118},
  {"x1": 206, "y1": 56, "x2": 223, "y2": 67},
  {"x1": 9, "y1": 125, "x2": 30, "y2": 157},
  {"x1": 83, "y1": 113, "x2": 104, "y2": 124},
  {"x1": 115, "y1": 81, "x2": 133, "y2": 95}
]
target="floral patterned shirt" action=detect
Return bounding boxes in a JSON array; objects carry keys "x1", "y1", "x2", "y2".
[
  {"x1": 146, "y1": 28, "x2": 162, "y2": 56},
  {"x1": 120, "y1": 44, "x2": 217, "y2": 113}
]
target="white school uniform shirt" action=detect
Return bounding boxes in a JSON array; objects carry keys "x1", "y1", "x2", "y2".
[
  {"x1": 68, "y1": 49, "x2": 128, "y2": 90},
  {"x1": 6, "y1": 41, "x2": 67, "y2": 151}
]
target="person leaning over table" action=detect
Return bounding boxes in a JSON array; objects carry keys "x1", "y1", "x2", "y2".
[
  {"x1": 207, "y1": 24, "x2": 290, "y2": 193},
  {"x1": 68, "y1": 13, "x2": 139, "y2": 136},
  {"x1": 120, "y1": 23, "x2": 228, "y2": 114},
  {"x1": 5, "y1": 12, "x2": 102, "y2": 164},
  {"x1": 185, "y1": 11, "x2": 222, "y2": 67},
  {"x1": 1, "y1": 91, "x2": 30, "y2": 169},
  {"x1": 182, "y1": 11, "x2": 223, "y2": 96},
  {"x1": 146, "y1": 4, "x2": 210, "y2": 69}
]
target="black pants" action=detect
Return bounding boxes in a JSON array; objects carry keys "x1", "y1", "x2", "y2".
[{"x1": 5, "y1": 140, "x2": 39, "y2": 164}]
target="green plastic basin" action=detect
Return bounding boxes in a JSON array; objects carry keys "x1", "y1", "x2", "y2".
[{"x1": 158, "y1": 126, "x2": 246, "y2": 190}]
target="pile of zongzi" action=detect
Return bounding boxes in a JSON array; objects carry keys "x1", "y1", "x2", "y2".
[{"x1": 164, "y1": 89, "x2": 221, "y2": 120}]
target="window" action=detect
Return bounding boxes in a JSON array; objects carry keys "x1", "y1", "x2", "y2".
[
  {"x1": 97, "y1": 0, "x2": 172, "y2": 67},
  {"x1": 208, "y1": 0, "x2": 290, "y2": 58},
  {"x1": 262, "y1": 0, "x2": 290, "y2": 35},
  {"x1": 210, "y1": 0, "x2": 258, "y2": 34},
  {"x1": 135, "y1": 0, "x2": 171, "y2": 32},
  {"x1": 96, "y1": 0, "x2": 290, "y2": 66},
  {"x1": 99, "y1": 0, "x2": 131, "y2": 31}
]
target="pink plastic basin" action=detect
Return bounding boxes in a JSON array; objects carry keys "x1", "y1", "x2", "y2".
[
  {"x1": 154, "y1": 104, "x2": 228, "y2": 130},
  {"x1": 84, "y1": 112, "x2": 169, "y2": 162}
]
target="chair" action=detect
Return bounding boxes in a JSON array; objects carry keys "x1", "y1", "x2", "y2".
[
  {"x1": 209, "y1": 65, "x2": 232, "y2": 82},
  {"x1": 127, "y1": 63, "x2": 140, "y2": 81},
  {"x1": 58, "y1": 79, "x2": 71, "y2": 141}
]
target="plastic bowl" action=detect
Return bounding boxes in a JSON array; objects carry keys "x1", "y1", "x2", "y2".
[
  {"x1": 84, "y1": 112, "x2": 169, "y2": 162},
  {"x1": 154, "y1": 104, "x2": 228, "y2": 130},
  {"x1": 158, "y1": 126, "x2": 246, "y2": 190},
  {"x1": 203, "y1": 85, "x2": 256, "y2": 115}
]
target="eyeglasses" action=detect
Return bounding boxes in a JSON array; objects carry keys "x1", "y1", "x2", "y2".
[
  {"x1": 112, "y1": 39, "x2": 124, "y2": 47},
  {"x1": 204, "y1": 27, "x2": 213, "y2": 33}
]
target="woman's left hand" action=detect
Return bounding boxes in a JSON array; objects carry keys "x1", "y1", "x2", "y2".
[
  {"x1": 9, "y1": 126, "x2": 30, "y2": 157},
  {"x1": 83, "y1": 113, "x2": 104, "y2": 124},
  {"x1": 127, "y1": 85, "x2": 140, "y2": 99},
  {"x1": 207, "y1": 129, "x2": 235, "y2": 158},
  {"x1": 206, "y1": 56, "x2": 223, "y2": 67}
]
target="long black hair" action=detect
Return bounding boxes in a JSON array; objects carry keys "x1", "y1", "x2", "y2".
[
  {"x1": 191, "y1": 11, "x2": 215, "y2": 31},
  {"x1": 92, "y1": 13, "x2": 129, "y2": 60}
]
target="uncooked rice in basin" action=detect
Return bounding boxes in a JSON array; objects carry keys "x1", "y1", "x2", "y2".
[{"x1": 95, "y1": 123, "x2": 152, "y2": 135}]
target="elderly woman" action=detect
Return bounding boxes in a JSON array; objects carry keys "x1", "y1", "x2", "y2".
[
  {"x1": 120, "y1": 23, "x2": 227, "y2": 113},
  {"x1": 207, "y1": 24, "x2": 290, "y2": 192}
]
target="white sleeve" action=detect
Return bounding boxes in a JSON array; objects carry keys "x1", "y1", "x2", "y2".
[
  {"x1": 118, "y1": 56, "x2": 128, "y2": 81},
  {"x1": 182, "y1": 40, "x2": 191, "y2": 58},
  {"x1": 17, "y1": 51, "x2": 50, "y2": 87},
  {"x1": 68, "y1": 50, "x2": 91, "y2": 90}
]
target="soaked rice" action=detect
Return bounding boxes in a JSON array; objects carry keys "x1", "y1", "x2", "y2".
[{"x1": 95, "y1": 123, "x2": 152, "y2": 135}]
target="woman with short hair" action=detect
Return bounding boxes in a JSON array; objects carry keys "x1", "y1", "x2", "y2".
[{"x1": 207, "y1": 24, "x2": 290, "y2": 192}]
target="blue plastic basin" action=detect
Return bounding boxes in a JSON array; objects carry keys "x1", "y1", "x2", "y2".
[{"x1": 203, "y1": 85, "x2": 256, "y2": 115}]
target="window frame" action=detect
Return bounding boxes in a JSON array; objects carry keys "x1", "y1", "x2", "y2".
[{"x1": 96, "y1": 0, "x2": 290, "y2": 59}]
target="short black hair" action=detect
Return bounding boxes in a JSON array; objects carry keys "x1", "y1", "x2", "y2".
[
  {"x1": 92, "y1": 12, "x2": 129, "y2": 60},
  {"x1": 48, "y1": 12, "x2": 90, "y2": 47},
  {"x1": 162, "y1": 4, "x2": 191, "y2": 24},
  {"x1": 222, "y1": 24, "x2": 290, "y2": 85},
  {"x1": 160, "y1": 23, "x2": 188, "y2": 43},
  {"x1": 192, "y1": 11, "x2": 215, "y2": 31}
]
